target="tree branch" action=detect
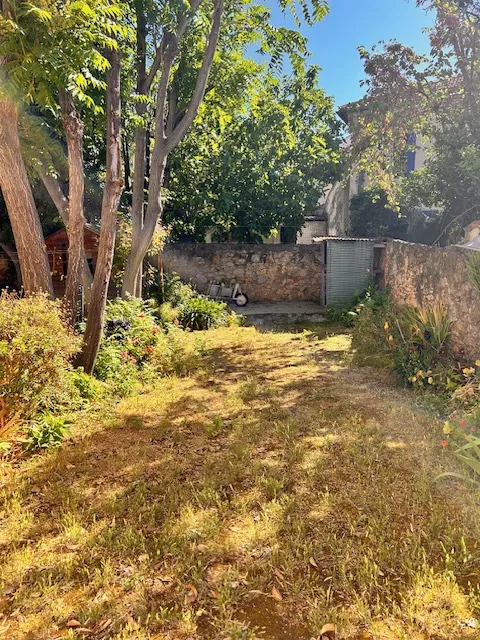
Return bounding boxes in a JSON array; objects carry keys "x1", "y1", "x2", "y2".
[
  {"x1": 37, "y1": 163, "x2": 69, "y2": 224},
  {"x1": 165, "y1": 0, "x2": 224, "y2": 154},
  {"x1": 142, "y1": 0, "x2": 204, "y2": 94}
]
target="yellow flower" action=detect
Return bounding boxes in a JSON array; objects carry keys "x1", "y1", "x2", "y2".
[
  {"x1": 443, "y1": 422, "x2": 453, "y2": 435},
  {"x1": 463, "y1": 367, "x2": 475, "y2": 376},
  {"x1": 428, "y1": 377, "x2": 434, "y2": 384},
  {"x1": 388, "y1": 335, "x2": 394, "y2": 343},
  {"x1": 417, "y1": 370, "x2": 424, "y2": 377},
  {"x1": 384, "y1": 322, "x2": 389, "y2": 331},
  {"x1": 412, "y1": 376, "x2": 417, "y2": 383},
  {"x1": 476, "y1": 360, "x2": 480, "y2": 367}
]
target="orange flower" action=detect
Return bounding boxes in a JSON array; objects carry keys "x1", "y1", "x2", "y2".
[
  {"x1": 460, "y1": 420, "x2": 466, "y2": 427},
  {"x1": 441, "y1": 440, "x2": 448, "y2": 448}
]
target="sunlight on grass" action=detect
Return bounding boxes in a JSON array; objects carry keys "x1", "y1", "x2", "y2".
[{"x1": 0, "y1": 325, "x2": 479, "y2": 639}]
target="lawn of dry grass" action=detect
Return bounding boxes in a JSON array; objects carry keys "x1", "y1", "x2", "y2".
[{"x1": 1, "y1": 324, "x2": 480, "y2": 639}]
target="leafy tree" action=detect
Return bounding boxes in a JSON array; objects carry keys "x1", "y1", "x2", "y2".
[
  {"x1": 164, "y1": 65, "x2": 342, "y2": 242},
  {"x1": 121, "y1": 0, "x2": 330, "y2": 296},
  {"x1": 349, "y1": 188, "x2": 408, "y2": 239},
  {"x1": 349, "y1": 0, "x2": 480, "y2": 243}
]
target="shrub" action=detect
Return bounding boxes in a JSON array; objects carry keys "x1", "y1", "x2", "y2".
[
  {"x1": 104, "y1": 297, "x2": 159, "y2": 361},
  {"x1": 94, "y1": 297, "x2": 162, "y2": 395},
  {"x1": 152, "y1": 327, "x2": 208, "y2": 376},
  {"x1": 178, "y1": 295, "x2": 229, "y2": 330},
  {"x1": 0, "y1": 293, "x2": 80, "y2": 438},
  {"x1": 68, "y1": 369, "x2": 102, "y2": 401},
  {"x1": 94, "y1": 340, "x2": 139, "y2": 397},
  {"x1": 326, "y1": 282, "x2": 388, "y2": 327},
  {"x1": 23, "y1": 415, "x2": 72, "y2": 452},
  {"x1": 156, "y1": 272, "x2": 196, "y2": 307}
]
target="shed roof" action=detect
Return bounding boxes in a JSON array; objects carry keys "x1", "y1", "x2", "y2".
[{"x1": 45, "y1": 222, "x2": 100, "y2": 240}]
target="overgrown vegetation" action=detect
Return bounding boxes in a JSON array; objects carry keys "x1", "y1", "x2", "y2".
[
  {"x1": 0, "y1": 293, "x2": 79, "y2": 440},
  {"x1": 348, "y1": 285, "x2": 480, "y2": 485},
  {"x1": 1, "y1": 325, "x2": 480, "y2": 639},
  {"x1": 0, "y1": 281, "x2": 231, "y2": 452}
]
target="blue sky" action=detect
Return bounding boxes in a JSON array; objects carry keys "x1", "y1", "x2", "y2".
[{"x1": 268, "y1": 0, "x2": 433, "y2": 106}]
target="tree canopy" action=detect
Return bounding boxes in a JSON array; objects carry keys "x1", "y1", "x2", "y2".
[{"x1": 348, "y1": 0, "x2": 480, "y2": 243}]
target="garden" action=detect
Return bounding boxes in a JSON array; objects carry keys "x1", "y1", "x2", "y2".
[{"x1": 2, "y1": 282, "x2": 480, "y2": 639}]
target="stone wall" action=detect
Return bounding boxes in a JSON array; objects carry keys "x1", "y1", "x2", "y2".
[
  {"x1": 386, "y1": 240, "x2": 480, "y2": 357},
  {"x1": 161, "y1": 243, "x2": 325, "y2": 303}
]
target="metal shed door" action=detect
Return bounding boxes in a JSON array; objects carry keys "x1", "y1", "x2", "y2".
[{"x1": 326, "y1": 240, "x2": 374, "y2": 305}]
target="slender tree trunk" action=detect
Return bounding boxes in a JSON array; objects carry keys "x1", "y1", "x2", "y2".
[
  {"x1": 0, "y1": 97, "x2": 53, "y2": 296},
  {"x1": 37, "y1": 163, "x2": 93, "y2": 301},
  {"x1": 79, "y1": 50, "x2": 123, "y2": 373},
  {"x1": 59, "y1": 89, "x2": 86, "y2": 323},
  {"x1": 121, "y1": 0, "x2": 223, "y2": 298},
  {"x1": 121, "y1": 0, "x2": 147, "y2": 299}
]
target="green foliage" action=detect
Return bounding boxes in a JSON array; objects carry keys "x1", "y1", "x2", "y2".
[
  {"x1": 0, "y1": 0, "x2": 129, "y2": 110},
  {"x1": 152, "y1": 327, "x2": 208, "y2": 377},
  {"x1": 349, "y1": 188, "x2": 409, "y2": 239},
  {"x1": 94, "y1": 297, "x2": 160, "y2": 395},
  {"x1": 350, "y1": 1, "x2": 480, "y2": 242},
  {"x1": 351, "y1": 293, "x2": 480, "y2": 406},
  {"x1": 155, "y1": 272, "x2": 196, "y2": 308},
  {"x1": 68, "y1": 368, "x2": 102, "y2": 401},
  {"x1": 23, "y1": 415, "x2": 72, "y2": 452},
  {"x1": 178, "y1": 296, "x2": 229, "y2": 331},
  {"x1": 164, "y1": 66, "x2": 342, "y2": 242},
  {"x1": 0, "y1": 293, "x2": 80, "y2": 435},
  {"x1": 325, "y1": 282, "x2": 387, "y2": 327},
  {"x1": 437, "y1": 414, "x2": 480, "y2": 485}
]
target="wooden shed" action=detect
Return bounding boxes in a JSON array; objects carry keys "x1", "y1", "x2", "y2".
[{"x1": 45, "y1": 223, "x2": 100, "y2": 297}]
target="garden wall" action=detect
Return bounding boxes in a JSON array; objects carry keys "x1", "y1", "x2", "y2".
[
  {"x1": 161, "y1": 243, "x2": 325, "y2": 303},
  {"x1": 385, "y1": 240, "x2": 480, "y2": 357}
]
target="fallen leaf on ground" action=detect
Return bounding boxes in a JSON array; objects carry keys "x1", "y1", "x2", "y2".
[
  {"x1": 274, "y1": 568, "x2": 284, "y2": 581},
  {"x1": 93, "y1": 619, "x2": 112, "y2": 633},
  {"x1": 66, "y1": 620, "x2": 81, "y2": 628},
  {"x1": 309, "y1": 557, "x2": 318, "y2": 568},
  {"x1": 320, "y1": 623, "x2": 335, "y2": 639},
  {"x1": 271, "y1": 585, "x2": 282, "y2": 601},
  {"x1": 186, "y1": 583, "x2": 198, "y2": 603}
]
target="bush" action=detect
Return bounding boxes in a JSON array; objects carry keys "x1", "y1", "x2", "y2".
[
  {"x1": 23, "y1": 415, "x2": 72, "y2": 451},
  {"x1": 94, "y1": 297, "x2": 161, "y2": 395},
  {"x1": 68, "y1": 369, "x2": 102, "y2": 401},
  {"x1": 326, "y1": 281, "x2": 387, "y2": 327},
  {"x1": 178, "y1": 295, "x2": 229, "y2": 330},
  {"x1": 156, "y1": 272, "x2": 196, "y2": 307},
  {"x1": 152, "y1": 327, "x2": 208, "y2": 376},
  {"x1": 0, "y1": 293, "x2": 80, "y2": 438}
]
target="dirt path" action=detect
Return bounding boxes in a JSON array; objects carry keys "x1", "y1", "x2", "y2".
[{"x1": 1, "y1": 325, "x2": 480, "y2": 640}]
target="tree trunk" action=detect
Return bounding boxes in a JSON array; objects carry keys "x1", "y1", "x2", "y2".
[
  {"x1": 59, "y1": 89, "x2": 86, "y2": 324},
  {"x1": 0, "y1": 97, "x2": 53, "y2": 296},
  {"x1": 37, "y1": 163, "x2": 93, "y2": 302},
  {"x1": 78, "y1": 49, "x2": 123, "y2": 373},
  {"x1": 120, "y1": 0, "x2": 224, "y2": 298},
  {"x1": 121, "y1": 0, "x2": 147, "y2": 299}
]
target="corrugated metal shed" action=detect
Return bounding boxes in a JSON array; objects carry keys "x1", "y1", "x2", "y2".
[{"x1": 314, "y1": 238, "x2": 376, "y2": 305}]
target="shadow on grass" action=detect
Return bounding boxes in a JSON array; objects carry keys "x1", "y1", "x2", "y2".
[{"x1": 1, "y1": 327, "x2": 479, "y2": 639}]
